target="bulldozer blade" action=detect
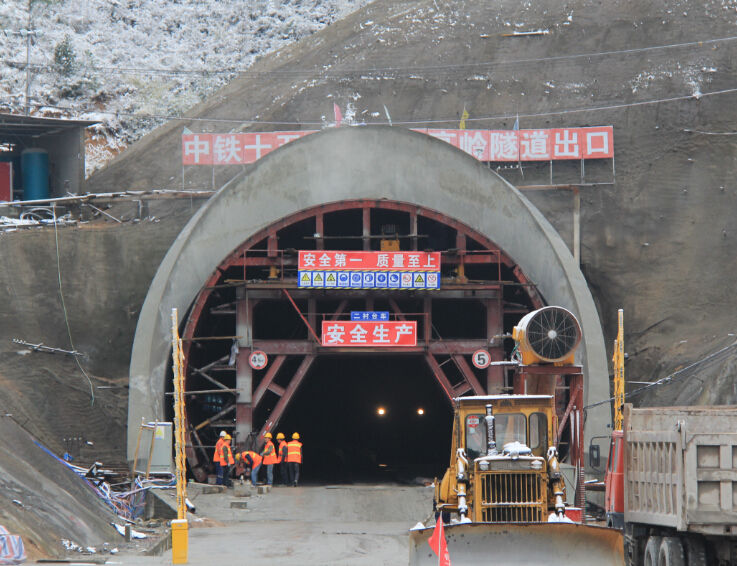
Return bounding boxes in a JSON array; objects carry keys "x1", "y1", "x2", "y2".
[{"x1": 409, "y1": 522, "x2": 624, "y2": 566}]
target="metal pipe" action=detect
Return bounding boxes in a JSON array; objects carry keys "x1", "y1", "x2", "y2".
[
  {"x1": 485, "y1": 404, "x2": 498, "y2": 456},
  {"x1": 456, "y1": 449, "x2": 469, "y2": 520}
]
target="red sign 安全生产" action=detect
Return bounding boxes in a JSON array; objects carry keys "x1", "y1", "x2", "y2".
[
  {"x1": 299, "y1": 250, "x2": 440, "y2": 272},
  {"x1": 321, "y1": 321, "x2": 417, "y2": 347}
]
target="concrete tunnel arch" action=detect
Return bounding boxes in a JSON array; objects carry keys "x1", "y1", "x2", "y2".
[{"x1": 128, "y1": 126, "x2": 610, "y2": 465}]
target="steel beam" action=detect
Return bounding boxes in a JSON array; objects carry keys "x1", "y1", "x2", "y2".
[
  {"x1": 260, "y1": 355, "x2": 315, "y2": 437},
  {"x1": 425, "y1": 353, "x2": 455, "y2": 404},
  {"x1": 194, "y1": 403, "x2": 235, "y2": 432},
  {"x1": 451, "y1": 354, "x2": 486, "y2": 395},
  {"x1": 329, "y1": 299, "x2": 349, "y2": 321},
  {"x1": 235, "y1": 293, "x2": 254, "y2": 442},
  {"x1": 230, "y1": 286, "x2": 500, "y2": 297},
  {"x1": 248, "y1": 339, "x2": 490, "y2": 355},
  {"x1": 486, "y1": 298, "x2": 505, "y2": 393},
  {"x1": 190, "y1": 355, "x2": 230, "y2": 390},
  {"x1": 252, "y1": 355, "x2": 286, "y2": 407}
]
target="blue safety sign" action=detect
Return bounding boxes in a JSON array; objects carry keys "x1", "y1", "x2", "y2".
[
  {"x1": 351, "y1": 311, "x2": 390, "y2": 321},
  {"x1": 298, "y1": 270, "x2": 441, "y2": 290}
]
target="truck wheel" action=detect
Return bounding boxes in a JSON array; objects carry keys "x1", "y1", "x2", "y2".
[
  {"x1": 644, "y1": 536, "x2": 662, "y2": 566},
  {"x1": 683, "y1": 536, "x2": 706, "y2": 566},
  {"x1": 658, "y1": 537, "x2": 685, "y2": 566}
]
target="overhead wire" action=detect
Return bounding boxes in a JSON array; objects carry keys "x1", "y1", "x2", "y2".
[
  {"x1": 2, "y1": 84, "x2": 736, "y2": 127},
  {"x1": 2, "y1": 33, "x2": 737, "y2": 78},
  {"x1": 52, "y1": 204, "x2": 95, "y2": 406},
  {"x1": 584, "y1": 338, "x2": 737, "y2": 411}
]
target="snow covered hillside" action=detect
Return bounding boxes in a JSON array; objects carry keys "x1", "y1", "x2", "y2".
[{"x1": 0, "y1": 0, "x2": 368, "y2": 174}]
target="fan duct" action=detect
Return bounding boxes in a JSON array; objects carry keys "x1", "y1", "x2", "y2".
[{"x1": 513, "y1": 306, "x2": 582, "y2": 365}]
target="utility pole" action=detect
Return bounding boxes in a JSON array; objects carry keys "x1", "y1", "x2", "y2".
[
  {"x1": 25, "y1": 1, "x2": 33, "y2": 115},
  {"x1": 612, "y1": 309, "x2": 625, "y2": 431},
  {"x1": 5, "y1": 0, "x2": 38, "y2": 115}
]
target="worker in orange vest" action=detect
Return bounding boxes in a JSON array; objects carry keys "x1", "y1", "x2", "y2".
[
  {"x1": 235, "y1": 450, "x2": 263, "y2": 485},
  {"x1": 214, "y1": 432, "x2": 234, "y2": 486},
  {"x1": 261, "y1": 432, "x2": 279, "y2": 485},
  {"x1": 213, "y1": 431, "x2": 226, "y2": 483},
  {"x1": 286, "y1": 432, "x2": 303, "y2": 487},
  {"x1": 276, "y1": 433, "x2": 289, "y2": 485}
]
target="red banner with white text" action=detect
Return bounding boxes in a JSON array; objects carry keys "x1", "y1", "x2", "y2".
[
  {"x1": 321, "y1": 320, "x2": 417, "y2": 347},
  {"x1": 182, "y1": 127, "x2": 613, "y2": 165}
]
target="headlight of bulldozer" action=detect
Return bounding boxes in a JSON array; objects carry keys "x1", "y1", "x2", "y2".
[
  {"x1": 531, "y1": 460, "x2": 543, "y2": 470},
  {"x1": 478, "y1": 460, "x2": 489, "y2": 471}
]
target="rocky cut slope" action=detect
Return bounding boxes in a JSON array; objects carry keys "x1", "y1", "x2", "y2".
[{"x1": 86, "y1": 0, "x2": 737, "y2": 405}]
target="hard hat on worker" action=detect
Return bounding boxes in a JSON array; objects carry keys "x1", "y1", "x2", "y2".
[
  {"x1": 263, "y1": 432, "x2": 272, "y2": 439},
  {"x1": 235, "y1": 452, "x2": 241, "y2": 461},
  {"x1": 224, "y1": 433, "x2": 231, "y2": 440},
  {"x1": 292, "y1": 432, "x2": 300, "y2": 440},
  {"x1": 219, "y1": 431, "x2": 227, "y2": 438},
  {"x1": 276, "y1": 433, "x2": 285, "y2": 440}
]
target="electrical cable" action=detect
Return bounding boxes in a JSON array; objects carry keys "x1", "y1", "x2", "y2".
[
  {"x1": 2, "y1": 84, "x2": 735, "y2": 128},
  {"x1": 2, "y1": 33, "x2": 737, "y2": 78},
  {"x1": 52, "y1": 203, "x2": 95, "y2": 406},
  {"x1": 584, "y1": 338, "x2": 737, "y2": 411}
]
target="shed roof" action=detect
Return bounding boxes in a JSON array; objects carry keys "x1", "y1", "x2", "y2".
[{"x1": 0, "y1": 113, "x2": 98, "y2": 142}]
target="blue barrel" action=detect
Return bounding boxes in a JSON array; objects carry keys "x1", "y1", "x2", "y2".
[{"x1": 21, "y1": 149, "x2": 50, "y2": 201}]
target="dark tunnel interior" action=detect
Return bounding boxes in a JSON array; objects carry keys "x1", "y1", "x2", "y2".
[{"x1": 273, "y1": 355, "x2": 453, "y2": 484}]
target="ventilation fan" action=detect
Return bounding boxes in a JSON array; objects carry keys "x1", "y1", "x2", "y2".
[{"x1": 512, "y1": 306, "x2": 582, "y2": 365}]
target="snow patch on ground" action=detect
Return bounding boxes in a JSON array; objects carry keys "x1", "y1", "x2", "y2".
[{"x1": 0, "y1": 0, "x2": 369, "y2": 174}]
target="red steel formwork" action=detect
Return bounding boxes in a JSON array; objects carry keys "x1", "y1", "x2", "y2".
[{"x1": 175, "y1": 200, "x2": 583, "y2": 481}]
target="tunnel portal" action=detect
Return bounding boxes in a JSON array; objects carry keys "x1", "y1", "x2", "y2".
[
  {"x1": 174, "y1": 199, "x2": 546, "y2": 482},
  {"x1": 131, "y1": 127, "x2": 609, "y2": 483}
]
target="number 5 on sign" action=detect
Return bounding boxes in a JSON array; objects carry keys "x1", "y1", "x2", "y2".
[
  {"x1": 472, "y1": 349, "x2": 491, "y2": 369},
  {"x1": 249, "y1": 350, "x2": 268, "y2": 370}
]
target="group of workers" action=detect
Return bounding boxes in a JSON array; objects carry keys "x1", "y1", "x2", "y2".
[{"x1": 213, "y1": 430, "x2": 302, "y2": 488}]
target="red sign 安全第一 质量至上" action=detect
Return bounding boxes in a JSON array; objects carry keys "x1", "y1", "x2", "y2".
[{"x1": 299, "y1": 250, "x2": 440, "y2": 272}]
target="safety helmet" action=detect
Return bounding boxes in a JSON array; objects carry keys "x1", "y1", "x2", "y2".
[
  {"x1": 224, "y1": 433, "x2": 231, "y2": 440},
  {"x1": 219, "y1": 431, "x2": 227, "y2": 438},
  {"x1": 235, "y1": 452, "x2": 241, "y2": 461},
  {"x1": 292, "y1": 432, "x2": 300, "y2": 440},
  {"x1": 263, "y1": 432, "x2": 272, "y2": 439},
  {"x1": 276, "y1": 433, "x2": 285, "y2": 440}
]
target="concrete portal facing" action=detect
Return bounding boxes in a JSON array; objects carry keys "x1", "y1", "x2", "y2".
[{"x1": 129, "y1": 127, "x2": 609, "y2": 464}]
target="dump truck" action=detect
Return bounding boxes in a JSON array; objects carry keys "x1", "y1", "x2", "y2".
[
  {"x1": 409, "y1": 306, "x2": 624, "y2": 565},
  {"x1": 605, "y1": 403, "x2": 737, "y2": 566}
]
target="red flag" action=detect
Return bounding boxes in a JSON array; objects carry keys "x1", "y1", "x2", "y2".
[
  {"x1": 427, "y1": 515, "x2": 451, "y2": 566},
  {"x1": 333, "y1": 103, "x2": 343, "y2": 127}
]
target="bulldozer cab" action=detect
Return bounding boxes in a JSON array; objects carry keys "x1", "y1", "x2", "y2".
[{"x1": 453, "y1": 395, "x2": 555, "y2": 461}]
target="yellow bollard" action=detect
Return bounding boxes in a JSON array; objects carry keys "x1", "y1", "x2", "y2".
[{"x1": 171, "y1": 519, "x2": 188, "y2": 564}]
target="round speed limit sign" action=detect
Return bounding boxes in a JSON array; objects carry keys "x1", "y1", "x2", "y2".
[
  {"x1": 472, "y1": 349, "x2": 491, "y2": 369},
  {"x1": 248, "y1": 350, "x2": 268, "y2": 370}
]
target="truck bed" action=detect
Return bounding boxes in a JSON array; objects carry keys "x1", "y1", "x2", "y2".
[{"x1": 623, "y1": 404, "x2": 737, "y2": 535}]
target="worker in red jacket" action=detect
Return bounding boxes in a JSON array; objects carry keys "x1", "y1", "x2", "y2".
[
  {"x1": 261, "y1": 432, "x2": 279, "y2": 485},
  {"x1": 214, "y1": 432, "x2": 234, "y2": 486},
  {"x1": 286, "y1": 432, "x2": 303, "y2": 487},
  {"x1": 235, "y1": 450, "x2": 262, "y2": 485},
  {"x1": 276, "y1": 432, "x2": 289, "y2": 485}
]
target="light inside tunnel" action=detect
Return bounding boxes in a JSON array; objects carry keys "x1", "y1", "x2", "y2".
[
  {"x1": 377, "y1": 407, "x2": 386, "y2": 416},
  {"x1": 274, "y1": 355, "x2": 453, "y2": 484}
]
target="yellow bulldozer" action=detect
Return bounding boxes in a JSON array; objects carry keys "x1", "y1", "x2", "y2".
[{"x1": 409, "y1": 306, "x2": 623, "y2": 565}]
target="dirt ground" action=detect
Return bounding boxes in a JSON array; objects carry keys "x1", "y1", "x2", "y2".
[
  {"x1": 116, "y1": 484, "x2": 434, "y2": 566},
  {"x1": 2, "y1": 0, "x2": 737, "y2": 557}
]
